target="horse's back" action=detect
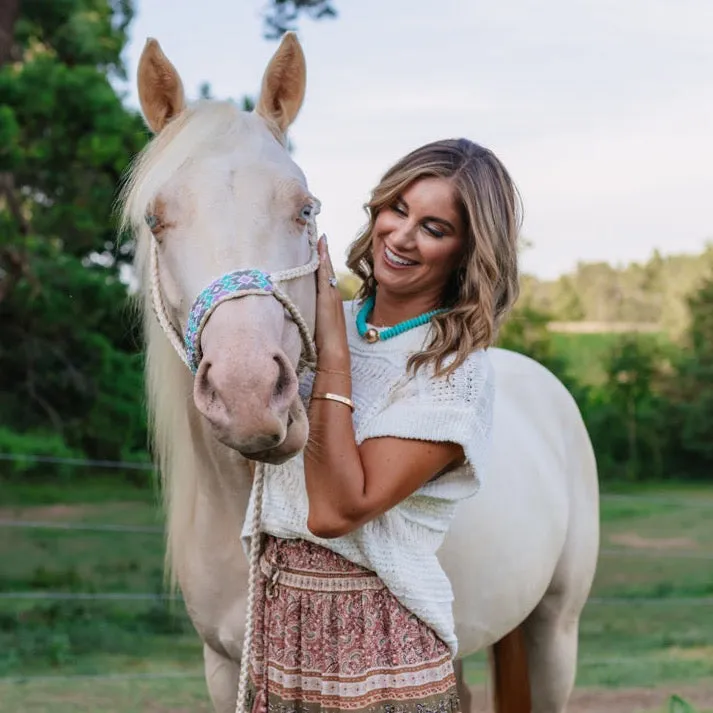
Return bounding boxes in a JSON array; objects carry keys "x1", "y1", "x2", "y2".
[{"x1": 439, "y1": 347, "x2": 599, "y2": 656}]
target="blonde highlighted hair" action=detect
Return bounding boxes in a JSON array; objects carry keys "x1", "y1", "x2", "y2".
[{"x1": 347, "y1": 138, "x2": 522, "y2": 377}]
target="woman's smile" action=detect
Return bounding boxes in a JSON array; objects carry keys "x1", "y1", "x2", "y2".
[{"x1": 383, "y1": 245, "x2": 419, "y2": 268}]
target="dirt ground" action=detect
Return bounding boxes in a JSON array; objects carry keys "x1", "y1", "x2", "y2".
[{"x1": 467, "y1": 682, "x2": 713, "y2": 712}]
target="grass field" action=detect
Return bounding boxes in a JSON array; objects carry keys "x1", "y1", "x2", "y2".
[{"x1": 1, "y1": 478, "x2": 712, "y2": 712}]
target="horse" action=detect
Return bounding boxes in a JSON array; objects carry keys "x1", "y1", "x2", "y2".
[{"x1": 121, "y1": 32, "x2": 599, "y2": 713}]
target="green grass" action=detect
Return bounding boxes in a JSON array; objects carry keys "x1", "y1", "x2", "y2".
[
  {"x1": 0, "y1": 479, "x2": 712, "y2": 710},
  {"x1": 0, "y1": 676, "x2": 212, "y2": 713},
  {"x1": 0, "y1": 475, "x2": 156, "y2": 508},
  {"x1": 572, "y1": 489, "x2": 713, "y2": 690}
]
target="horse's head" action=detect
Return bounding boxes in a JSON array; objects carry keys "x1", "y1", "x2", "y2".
[{"x1": 123, "y1": 34, "x2": 317, "y2": 464}]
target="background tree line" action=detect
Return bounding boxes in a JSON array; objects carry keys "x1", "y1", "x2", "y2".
[
  {"x1": 0, "y1": 0, "x2": 710, "y2": 485},
  {"x1": 519, "y1": 246, "x2": 713, "y2": 334},
  {"x1": 496, "y1": 255, "x2": 713, "y2": 482}
]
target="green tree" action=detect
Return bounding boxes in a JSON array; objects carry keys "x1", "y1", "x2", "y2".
[
  {"x1": 0, "y1": 0, "x2": 148, "y2": 466},
  {"x1": 263, "y1": 0, "x2": 337, "y2": 38},
  {"x1": 0, "y1": 0, "x2": 342, "y2": 473},
  {"x1": 597, "y1": 336, "x2": 671, "y2": 480},
  {"x1": 550, "y1": 275, "x2": 585, "y2": 321},
  {"x1": 669, "y1": 276, "x2": 713, "y2": 475},
  {"x1": 496, "y1": 303, "x2": 569, "y2": 380}
]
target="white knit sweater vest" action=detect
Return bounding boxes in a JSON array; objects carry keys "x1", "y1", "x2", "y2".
[{"x1": 242, "y1": 301, "x2": 495, "y2": 656}]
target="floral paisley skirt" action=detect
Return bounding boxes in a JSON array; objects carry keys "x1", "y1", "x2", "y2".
[{"x1": 246, "y1": 536, "x2": 460, "y2": 713}]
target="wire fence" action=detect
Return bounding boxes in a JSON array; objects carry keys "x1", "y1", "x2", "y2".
[
  {"x1": 0, "y1": 519, "x2": 163, "y2": 533},
  {"x1": 2, "y1": 452, "x2": 712, "y2": 689},
  {"x1": 2, "y1": 591, "x2": 713, "y2": 605},
  {"x1": 3, "y1": 519, "x2": 713, "y2": 563},
  {"x1": 2, "y1": 451, "x2": 712, "y2": 507},
  {"x1": 0, "y1": 453, "x2": 153, "y2": 471},
  {"x1": 0, "y1": 655, "x2": 690, "y2": 686}
]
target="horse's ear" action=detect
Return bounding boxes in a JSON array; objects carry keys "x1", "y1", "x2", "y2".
[
  {"x1": 137, "y1": 38, "x2": 186, "y2": 134},
  {"x1": 256, "y1": 32, "x2": 306, "y2": 137}
]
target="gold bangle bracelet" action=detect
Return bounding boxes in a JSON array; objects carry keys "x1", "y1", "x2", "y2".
[{"x1": 311, "y1": 392, "x2": 355, "y2": 411}]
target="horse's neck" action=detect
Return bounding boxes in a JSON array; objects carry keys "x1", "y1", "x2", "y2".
[
  {"x1": 189, "y1": 404, "x2": 253, "y2": 531},
  {"x1": 174, "y1": 405, "x2": 253, "y2": 592},
  {"x1": 164, "y1": 405, "x2": 253, "y2": 653}
]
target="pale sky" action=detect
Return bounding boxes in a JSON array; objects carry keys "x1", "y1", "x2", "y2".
[{"x1": 120, "y1": 0, "x2": 713, "y2": 279}]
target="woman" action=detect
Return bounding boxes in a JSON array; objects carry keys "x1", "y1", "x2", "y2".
[{"x1": 243, "y1": 138, "x2": 521, "y2": 713}]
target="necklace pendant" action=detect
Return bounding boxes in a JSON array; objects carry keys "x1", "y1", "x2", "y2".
[{"x1": 364, "y1": 327, "x2": 380, "y2": 343}]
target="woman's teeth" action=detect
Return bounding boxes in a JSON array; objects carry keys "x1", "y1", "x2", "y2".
[{"x1": 385, "y1": 246, "x2": 417, "y2": 266}]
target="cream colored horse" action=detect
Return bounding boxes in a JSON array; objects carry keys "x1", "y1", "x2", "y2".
[{"x1": 122, "y1": 33, "x2": 599, "y2": 713}]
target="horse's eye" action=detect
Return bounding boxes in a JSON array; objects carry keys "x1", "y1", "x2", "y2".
[
  {"x1": 299, "y1": 204, "x2": 313, "y2": 222},
  {"x1": 145, "y1": 214, "x2": 160, "y2": 231}
]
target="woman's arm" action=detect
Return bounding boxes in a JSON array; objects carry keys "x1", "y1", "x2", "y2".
[{"x1": 305, "y1": 238, "x2": 463, "y2": 539}]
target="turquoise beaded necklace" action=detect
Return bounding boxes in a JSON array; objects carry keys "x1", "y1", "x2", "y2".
[{"x1": 356, "y1": 294, "x2": 447, "y2": 343}]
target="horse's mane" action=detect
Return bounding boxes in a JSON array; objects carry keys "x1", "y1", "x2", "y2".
[{"x1": 119, "y1": 101, "x2": 253, "y2": 587}]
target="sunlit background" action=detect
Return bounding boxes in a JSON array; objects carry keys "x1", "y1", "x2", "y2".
[{"x1": 120, "y1": 0, "x2": 713, "y2": 279}]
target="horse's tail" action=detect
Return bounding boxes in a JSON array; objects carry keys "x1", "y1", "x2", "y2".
[{"x1": 489, "y1": 624, "x2": 531, "y2": 713}]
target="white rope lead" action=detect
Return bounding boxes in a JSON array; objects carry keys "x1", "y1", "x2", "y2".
[
  {"x1": 234, "y1": 462, "x2": 265, "y2": 713},
  {"x1": 149, "y1": 240, "x2": 192, "y2": 369}
]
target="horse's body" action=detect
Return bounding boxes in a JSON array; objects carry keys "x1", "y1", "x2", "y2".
[
  {"x1": 152, "y1": 345, "x2": 598, "y2": 713},
  {"x1": 124, "y1": 33, "x2": 599, "y2": 713}
]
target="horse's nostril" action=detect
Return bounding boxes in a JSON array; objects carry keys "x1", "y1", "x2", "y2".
[
  {"x1": 273, "y1": 356, "x2": 289, "y2": 398},
  {"x1": 198, "y1": 363, "x2": 216, "y2": 406},
  {"x1": 270, "y1": 353, "x2": 297, "y2": 414}
]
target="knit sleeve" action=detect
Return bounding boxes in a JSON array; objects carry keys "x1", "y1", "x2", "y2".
[{"x1": 356, "y1": 349, "x2": 495, "y2": 500}]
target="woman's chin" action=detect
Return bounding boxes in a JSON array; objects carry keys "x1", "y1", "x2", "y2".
[{"x1": 373, "y1": 266, "x2": 418, "y2": 295}]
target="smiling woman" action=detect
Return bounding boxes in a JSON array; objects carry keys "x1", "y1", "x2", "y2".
[
  {"x1": 240, "y1": 138, "x2": 528, "y2": 713},
  {"x1": 348, "y1": 139, "x2": 521, "y2": 376}
]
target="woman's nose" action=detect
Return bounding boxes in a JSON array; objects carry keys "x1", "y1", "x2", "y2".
[{"x1": 389, "y1": 221, "x2": 416, "y2": 250}]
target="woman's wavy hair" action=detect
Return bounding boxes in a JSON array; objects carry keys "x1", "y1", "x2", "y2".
[{"x1": 346, "y1": 138, "x2": 522, "y2": 378}]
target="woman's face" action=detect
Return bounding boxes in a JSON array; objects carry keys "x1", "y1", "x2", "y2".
[{"x1": 371, "y1": 177, "x2": 465, "y2": 303}]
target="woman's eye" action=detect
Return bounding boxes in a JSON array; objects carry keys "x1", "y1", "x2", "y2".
[
  {"x1": 391, "y1": 203, "x2": 407, "y2": 216},
  {"x1": 424, "y1": 224, "x2": 445, "y2": 238}
]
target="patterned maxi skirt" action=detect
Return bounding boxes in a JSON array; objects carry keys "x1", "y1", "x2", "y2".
[{"x1": 246, "y1": 536, "x2": 461, "y2": 713}]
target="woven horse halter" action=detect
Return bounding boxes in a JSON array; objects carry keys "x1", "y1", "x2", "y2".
[
  {"x1": 148, "y1": 201, "x2": 320, "y2": 713},
  {"x1": 149, "y1": 200, "x2": 320, "y2": 375}
]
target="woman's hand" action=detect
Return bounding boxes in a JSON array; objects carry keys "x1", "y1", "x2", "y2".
[{"x1": 314, "y1": 235, "x2": 350, "y2": 370}]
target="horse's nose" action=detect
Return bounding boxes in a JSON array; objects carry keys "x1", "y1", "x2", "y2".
[{"x1": 193, "y1": 345, "x2": 297, "y2": 453}]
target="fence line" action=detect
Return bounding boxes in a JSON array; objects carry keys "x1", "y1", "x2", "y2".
[
  {"x1": 3, "y1": 522, "x2": 712, "y2": 562},
  {"x1": 1, "y1": 591, "x2": 711, "y2": 606},
  {"x1": 0, "y1": 453, "x2": 152, "y2": 470},
  {"x1": 587, "y1": 596, "x2": 713, "y2": 606},
  {"x1": 600, "y1": 493, "x2": 713, "y2": 508},
  {"x1": 0, "y1": 654, "x2": 703, "y2": 685},
  {"x1": 0, "y1": 519, "x2": 163, "y2": 533},
  {"x1": 0, "y1": 591, "x2": 180, "y2": 602},
  {"x1": 2, "y1": 453, "x2": 712, "y2": 509},
  {"x1": 0, "y1": 670, "x2": 205, "y2": 685},
  {"x1": 598, "y1": 547, "x2": 713, "y2": 561}
]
